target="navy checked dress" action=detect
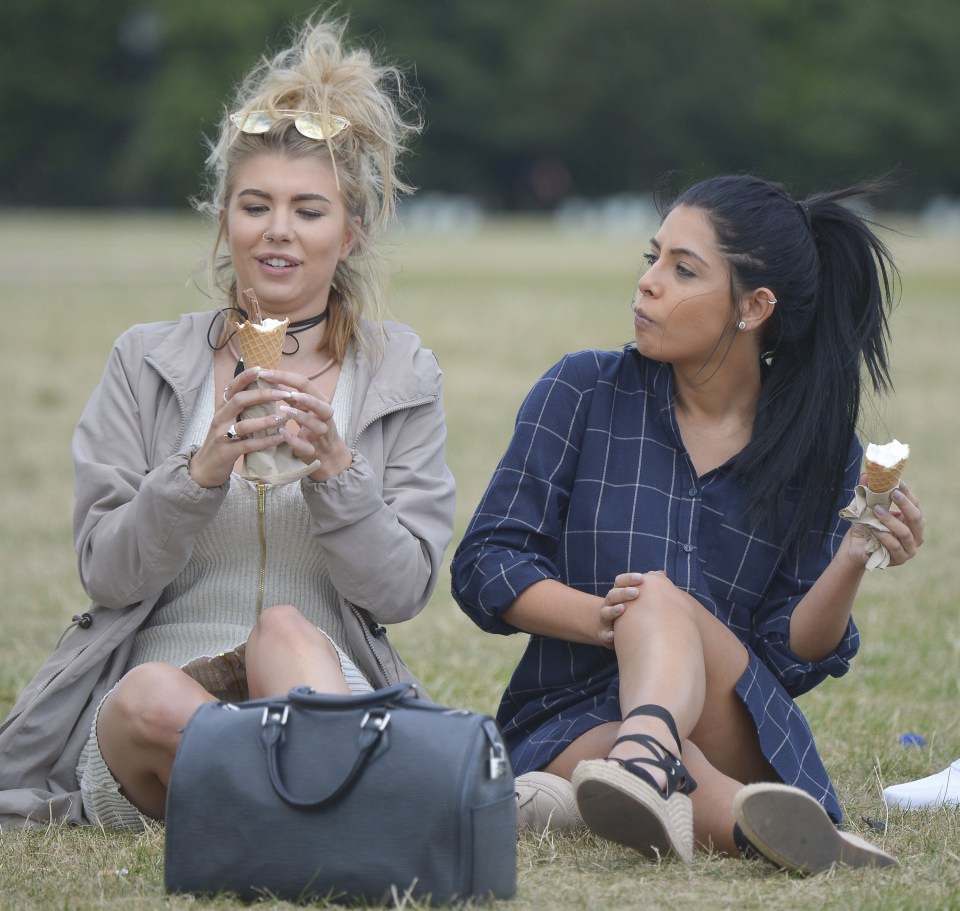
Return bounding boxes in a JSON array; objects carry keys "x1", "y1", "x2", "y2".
[{"x1": 451, "y1": 346, "x2": 862, "y2": 823}]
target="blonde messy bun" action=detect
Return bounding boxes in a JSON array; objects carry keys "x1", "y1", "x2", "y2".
[{"x1": 197, "y1": 13, "x2": 421, "y2": 359}]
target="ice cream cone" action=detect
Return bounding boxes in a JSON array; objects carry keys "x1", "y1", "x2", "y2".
[
  {"x1": 236, "y1": 318, "x2": 289, "y2": 370},
  {"x1": 865, "y1": 458, "x2": 906, "y2": 493},
  {"x1": 864, "y1": 440, "x2": 909, "y2": 493}
]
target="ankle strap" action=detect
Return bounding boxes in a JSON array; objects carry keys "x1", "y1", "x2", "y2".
[{"x1": 623, "y1": 704, "x2": 682, "y2": 753}]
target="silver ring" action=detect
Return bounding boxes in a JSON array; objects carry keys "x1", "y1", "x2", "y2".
[
  {"x1": 225, "y1": 424, "x2": 238, "y2": 440},
  {"x1": 222, "y1": 386, "x2": 230, "y2": 404}
]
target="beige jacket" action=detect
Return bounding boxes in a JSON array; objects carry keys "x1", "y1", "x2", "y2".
[{"x1": 0, "y1": 311, "x2": 455, "y2": 829}]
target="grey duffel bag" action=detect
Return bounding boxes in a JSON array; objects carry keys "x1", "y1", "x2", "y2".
[{"x1": 164, "y1": 683, "x2": 516, "y2": 904}]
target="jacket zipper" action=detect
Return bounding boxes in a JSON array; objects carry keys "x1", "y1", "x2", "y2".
[
  {"x1": 256, "y1": 482, "x2": 267, "y2": 619},
  {"x1": 351, "y1": 604, "x2": 391, "y2": 684},
  {"x1": 144, "y1": 355, "x2": 189, "y2": 453},
  {"x1": 345, "y1": 395, "x2": 439, "y2": 686},
  {"x1": 0, "y1": 646, "x2": 87, "y2": 736},
  {"x1": 250, "y1": 478, "x2": 390, "y2": 683}
]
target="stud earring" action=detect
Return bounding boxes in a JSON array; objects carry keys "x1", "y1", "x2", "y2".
[{"x1": 738, "y1": 320, "x2": 747, "y2": 330}]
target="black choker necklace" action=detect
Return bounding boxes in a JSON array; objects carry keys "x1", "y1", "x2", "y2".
[
  {"x1": 206, "y1": 307, "x2": 330, "y2": 377},
  {"x1": 284, "y1": 310, "x2": 330, "y2": 338}
]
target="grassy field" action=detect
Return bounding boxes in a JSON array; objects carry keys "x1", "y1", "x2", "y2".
[{"x1": 0, "y1": 209, "x2": 958, "y2": 910}]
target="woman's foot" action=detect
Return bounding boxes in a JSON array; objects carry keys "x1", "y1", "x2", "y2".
[
  {"x1": 733, "y1": 783, "x2": 898, "y2": 873},
  {"x1": 515, "y1": 772, "x2": 583, "y2": 834},
  {"x1": 571, "y1": 704, "x2": 696, "y2": 861}
]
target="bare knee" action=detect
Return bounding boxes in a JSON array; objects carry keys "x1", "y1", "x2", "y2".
[
  {"x1": 252, "y1": 603, "x2": 311, "y2": 644},
  {"x1": 250, "y1": 604, "x2": 338, "y2": 659},
  {"x1": 258, "y1": 603, "x2": 304, "y2": 628},
  {"x1": 245, "y1": 604, "x2": 346, "y2": 698},
  {"x1": 100, "y1": 663, "x2": 203, "y2": 749},
  {"x1": 617, "y1": 573, "x2": 701, "y2": 634}
]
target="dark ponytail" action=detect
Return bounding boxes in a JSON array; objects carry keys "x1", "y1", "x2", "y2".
[{"x1": 671, "y1": 176, "x2": 898, "y2": 554}]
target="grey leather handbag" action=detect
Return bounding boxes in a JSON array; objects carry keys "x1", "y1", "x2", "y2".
[{"x1": 164, "y1": 683, "x2": 516, "y2": 904}]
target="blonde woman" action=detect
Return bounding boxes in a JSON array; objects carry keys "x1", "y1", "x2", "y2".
[{"x1": 0, "y1": 14, "x2": 454, "y2": 830}]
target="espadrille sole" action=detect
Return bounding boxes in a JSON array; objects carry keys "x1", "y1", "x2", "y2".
[
  {"x1": 572, "y1": 759, "x2": 694, "y2": 862},
  {"x1": 733, "y1": 783, "x2": 898, "y2": 873}
]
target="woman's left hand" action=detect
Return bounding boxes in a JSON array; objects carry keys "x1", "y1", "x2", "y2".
[
  {"x1": 854, "y1": 477, "x2": 925, "y2": 567},
  {"x1": 258, "y1": 369, "x2": 354, "y2": 482}
]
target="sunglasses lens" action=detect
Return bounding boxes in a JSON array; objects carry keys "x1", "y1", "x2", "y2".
[
  {"x1": 232, "y1": 111, "x2": 273, "y2": 134},
  {"x1": 294, "y1": 113, "x2": 349, "y2": 141},
  {"x1": 230, "y1": 111, "x2": 350, "y2": 141}
]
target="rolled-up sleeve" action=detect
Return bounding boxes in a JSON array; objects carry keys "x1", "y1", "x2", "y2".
[
  {"x1": 452, "y1": 354, "x2": 597, "y2": 634},
  {"x1": 744, "y1": 446, "x2": 863, "y2": 696}
]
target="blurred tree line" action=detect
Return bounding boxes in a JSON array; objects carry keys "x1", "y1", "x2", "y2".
[{"x1": 2, "y1": 0, "x2": 957, "y2": 210}]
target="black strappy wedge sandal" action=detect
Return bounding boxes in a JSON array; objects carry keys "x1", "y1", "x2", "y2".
[{"x1": 572, "y1": 704, "x2": 698, "y2": 861}]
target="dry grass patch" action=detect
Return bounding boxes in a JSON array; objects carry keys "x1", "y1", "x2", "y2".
[{"x1": 2, "y1": 212, "x2": 959, "y2": 910}]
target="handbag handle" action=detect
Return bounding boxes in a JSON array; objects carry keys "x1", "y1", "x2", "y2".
[
  {"x1": 286, "y1": 681, "x2": 416, "y2": 710},
  {"x1": 259, "y1": 695, "x2": 401, "y2": 808}
]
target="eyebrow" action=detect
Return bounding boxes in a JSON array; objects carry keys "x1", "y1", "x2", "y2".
[
  {"x1": 237, "y1": 188, "x2": 332, "y2": 204},
  {"x1": 649, "y1": 238, "x2": 710, "y2": 268}
]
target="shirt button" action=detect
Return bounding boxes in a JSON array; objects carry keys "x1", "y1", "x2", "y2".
[
  {"x1": 683, "y1": 543, "x2": 694, "y2": 553},
  {"x1": 688, "y1": 487, "x2": 697, "y2": 497}
]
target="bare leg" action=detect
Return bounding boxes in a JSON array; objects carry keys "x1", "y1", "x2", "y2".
[
  {"x1": 244, "y1": 603, "x2": 351, "y2": 699},
  {"x1": 97, "y1": 605, "x2": 350, "y2": 821},
  {"x1": 545, "y1": 725, "x2": 750, "y2": 854},
  {"x1": 97, "y1": 662, "x2": 217, "y2": 820},
  {"x1": 681, "y1": 741, "x2": 748, "y2": 854},
  {"x1": 548, "y1": 572, "x2": 777, "y2": 853}
]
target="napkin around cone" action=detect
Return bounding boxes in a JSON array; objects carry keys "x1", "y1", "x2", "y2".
[
  {"x1": 237, "y1": 377, "x2": 322, "y2": 485},
  {"x1": 839, "y1": 485, "x2": 897, "y2": 570}
]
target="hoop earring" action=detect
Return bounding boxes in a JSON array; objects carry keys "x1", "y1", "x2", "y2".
[{"x1": 738, "y1": 320, "x2": 747, "y2": 330}]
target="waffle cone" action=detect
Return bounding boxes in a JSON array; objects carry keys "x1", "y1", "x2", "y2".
[
  {"x1": 865, "y1": 457, "x2": 906, "y2": 493},
  {"x1": 236, "y1": 319, "x2": 289, "y2": 370}
]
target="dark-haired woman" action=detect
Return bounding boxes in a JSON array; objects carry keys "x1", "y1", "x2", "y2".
[{"x1": 452, "y1": 175, "x2": 923, "y2": 870}]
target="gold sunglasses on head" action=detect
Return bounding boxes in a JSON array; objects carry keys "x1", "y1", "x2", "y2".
[{"x1": 229, "y1": 109, "x2": 351, "y2": 141}]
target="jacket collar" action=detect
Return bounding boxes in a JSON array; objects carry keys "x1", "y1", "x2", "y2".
[
  {"x1": 147, "y1": 311, "x2": 223, "y2": 401},
  {"x1": 349, "y1": 321, "x2": 440, "y2": 443}
]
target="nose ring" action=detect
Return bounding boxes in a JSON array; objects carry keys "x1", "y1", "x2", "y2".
[{"x1": 262, "y1": 232, "x2": 273, "y2": 243}]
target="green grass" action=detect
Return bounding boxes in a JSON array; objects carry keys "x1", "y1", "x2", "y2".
[{"x1": 1, "y1": 211, "x2": 959, "y2": 910}]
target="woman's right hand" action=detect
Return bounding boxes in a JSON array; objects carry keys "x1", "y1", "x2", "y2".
[
  {"x1": 189, "y1": 368, "x2": 295, "y2": 488},
  {"x1": 598, "y1": 572, "x2": 647, "y2": 648}
]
